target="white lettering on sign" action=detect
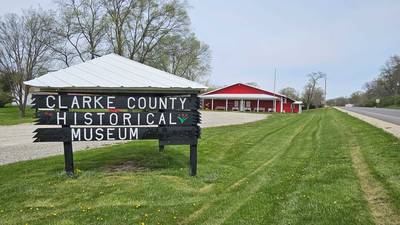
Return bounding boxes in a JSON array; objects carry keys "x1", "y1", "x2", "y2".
[
  {"x1": 57, "y1": 112, "x2": 66, "y2": 125},
  {"x1": 58, "y1": 96, "x2": 68, "y2": 109},
  {"x1": 95, "y1": 128, "x2": 103, "y2": 140},
  {"x1": 71, "y1": 127, "x2": 140, "y2": 141},
  {"x1": 130, "y1": 128, "x2": 138, "y2": 139},
  {"x1": 71, "y1": 128, "x2": 81, "y2": 141},
  {"x1": 110, "y1": 113, "x2": 118, "y2": 125},
  {"x1": 82, "y1": 96, "x2": 91, "y2": 108},
  {"x1": 127, "y1": 97, "x2": 136, "y2": 109},
  {"x1": 84, "y1": 128, "x2": 92, "y2": 140},
  {"x1": 52, "y1": 112, "x2": 185, "y2": 126},
  {"x1": 107, "y1": 96, "x2": 115, "y2": 109},
  {"x1": 170, "y1": 97, "x2": 177, "y2": 110},
  {"x1": 138, "y1": 97, "x2": 146, "y2": 109},
  {"x1": 84, "y1": 113, "x2": 92, "y2": 125},
  {"x1": 39, "y1": 95, "x2": 192, "y2": 110},
  {"x1": 98, "y1": 113, "x2": 105, "y2": 125},
  {"x1": 148, "y1": 97, "x2": 157, "y2": 109},
  {"x1": 46, "y1": 96, "x2": 56, "y2": 108},
  {"x1": 94, "y1": 96, "x2": 103, "y2": 108},
  {"x1": 123, "y1": 113, "x2": 132, "y2": 125},
  {"x1": 71, "y1": 96, "x2": 80, "y2": 109},
  {"x1": 146, "y1": 113, "x2": 155, "y2": 125},
  {"x1": 179, "y1": 98, "x2": 187, "y2": 110},
  {"x1": 159, "y1": 113, "x2": 166, "y2": 125},
  {"x1": 107, "y1": 128, "x2": 114, "y2": 140},
  {"x1": 169, "y1": 114, "x2": 177, "y2": 125},
  {"x1": 159, "y1": 97, "x2": 167, "y2": 109}
]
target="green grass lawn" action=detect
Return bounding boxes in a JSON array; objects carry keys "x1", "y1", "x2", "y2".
[
  {"x1": 0, "y1": 105, "x2": 35, "y2": 125},
  {"x1": 1, "y1": 109, "x2": 400, "y2": 224}
]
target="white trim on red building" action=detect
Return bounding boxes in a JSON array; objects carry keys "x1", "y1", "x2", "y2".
[{"x1": 200, "y1": 83, "x2": 302, "y2": 113}]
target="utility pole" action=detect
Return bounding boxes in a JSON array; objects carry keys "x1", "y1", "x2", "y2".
[
  {"x1": 395, "y1": 81, "x2": 400, "y2": 106},
  {"x1": 273, "y1": 67, "x2": 277, "y2": 94},
  {"x1": 324, "y1": 75, "x2": 327, "y2": 107},
  {"x1": 273, "y1": 67, "x2": 277, "y2": 112}
]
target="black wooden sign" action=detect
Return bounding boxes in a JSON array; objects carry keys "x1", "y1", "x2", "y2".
[
  {"x1": 32, "y1": 94, "x2": 200, "y2": 110},
  {"x1": 36, "y1": 111, "x2": 200, "y2": 126},
  {"x1": 32, "y1": 93, "x2": 200, "y2": 176}
]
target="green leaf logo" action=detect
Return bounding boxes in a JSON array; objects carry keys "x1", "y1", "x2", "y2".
[{"x1": 177, "y1": 113, "x2": 189, "y2": 124}]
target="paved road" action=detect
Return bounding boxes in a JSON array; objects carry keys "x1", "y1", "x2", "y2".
[
  {"x1": 0, "y1": 111, "x2": 267, "y2": 165},
  {"x1": 339, "y1": 107, "x2": 400, "y2": 125}
]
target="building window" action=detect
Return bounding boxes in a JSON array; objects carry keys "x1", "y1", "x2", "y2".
[
  {"x1": 234, "y1": 100, "x2": 239, "y2": 107},
  {"x1": 246, "y1": 101, "x2": 251, "y2": 108}
]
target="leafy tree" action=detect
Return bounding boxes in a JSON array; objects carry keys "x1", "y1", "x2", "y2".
[
  {"x1": 244, "y1": 82, "x2": 260, "y2": 87},
  {"x1": 150, "y1": 34, "x2": 211, "y2": 82},
  {"x1": 0, "y1": 76, "x2": 12, "y2": 107},
  {"x1": 279, "y1": 87, "x2": 299, "y2": 100}
]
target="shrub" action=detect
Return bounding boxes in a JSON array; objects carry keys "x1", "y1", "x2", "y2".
[{"x1": 0, "y1": 91, "x2": 12, "y2": 107}]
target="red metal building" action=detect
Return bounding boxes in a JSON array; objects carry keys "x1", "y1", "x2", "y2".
[{"x1": 200, "y1": 83, "x2": 302, "y2": 113}]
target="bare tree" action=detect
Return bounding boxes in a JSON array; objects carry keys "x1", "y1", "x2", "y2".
[
  {"x1": 303, "y1": 71, "x2": 324, "y2": 110},
  {"x1": 0, "y1": 9, "x2": 54, "y2": 117},
  {"x1": 104, "y1": 0, "x2": 189, "y2": 62},
  {"x1": 54, "y1": 0, "x2": 108, "y2": 67},
  {"x1": 102, "y1": 0, "x2": 136, "y2": 56}
]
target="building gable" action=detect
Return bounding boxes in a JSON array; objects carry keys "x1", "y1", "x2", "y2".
[{"x1": 204, "y1": 83, "x2": 280, "y2": 97}]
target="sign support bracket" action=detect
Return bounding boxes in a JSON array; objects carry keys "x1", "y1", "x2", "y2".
[
  {"x1": 189, "y1": 144, "x2": 197, "y2": 176},
  {"x1": 189, "y1": 93, "x2": 198, "y2": 176},
  {"x1": 61, "y1": 94, "x2": 74, "y2": 176}
]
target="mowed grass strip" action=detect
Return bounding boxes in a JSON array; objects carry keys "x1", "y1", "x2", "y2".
[
  {"x1": 334, "y1": 109, "x2": 400, "y2": 224},
  {"x1": 0, "y1": 109, "x2": 399, "y2": 225},
  {"x1": 0, "y1": 105, "x2": 35, "y2": 125}
]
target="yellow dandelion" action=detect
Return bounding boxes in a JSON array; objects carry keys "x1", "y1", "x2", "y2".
[
  {"x1": 141, "y1": 222, "x2": 145, "y2": 225},
  {"x1": 157, "y1": 209, "x2": 161, "y2": 212}
]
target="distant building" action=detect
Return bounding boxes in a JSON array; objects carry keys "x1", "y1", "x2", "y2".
[{"x1": 200, "y1": 83, "x2": 302, "y2": 113}]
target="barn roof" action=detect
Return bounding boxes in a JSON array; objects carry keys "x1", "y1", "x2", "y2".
[
  {"x1": 24, "y1": 53, "x2": 207, "y2": 93},
  {"x1": 201, "y1": 83, "x2": 295, "y2": 101},
  {"x1": 200, "y1": 93, "x2": 278, "y2": 100}
]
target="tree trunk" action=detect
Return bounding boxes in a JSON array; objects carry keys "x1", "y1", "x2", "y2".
[{"x1": 19, "y1": 102, "x2": 26, "y2": 118}]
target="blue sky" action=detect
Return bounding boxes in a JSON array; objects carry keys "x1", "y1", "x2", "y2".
[{"x1": 2, "y1": 0, "x2": 400, "y2": 98}]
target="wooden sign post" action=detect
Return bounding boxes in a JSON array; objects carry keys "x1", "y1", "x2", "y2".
[{"x1": 32, "y1": 93, "x2": 201, "y2": 176}]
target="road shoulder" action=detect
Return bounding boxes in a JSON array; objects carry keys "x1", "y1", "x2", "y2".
[{"x1": 335, "y1": 107, "x2": 400, "y2": 138}]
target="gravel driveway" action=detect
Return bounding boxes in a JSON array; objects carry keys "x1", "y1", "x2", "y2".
[{"x1": 0, "y1": 111, "x2": 267, "y2": 165}]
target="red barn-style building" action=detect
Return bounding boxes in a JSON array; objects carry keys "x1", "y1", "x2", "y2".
[{"x1": 200, "y1": 83, "x2": 302, "y2": 113}]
